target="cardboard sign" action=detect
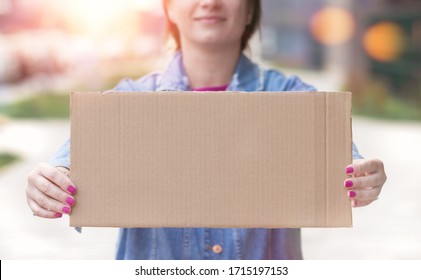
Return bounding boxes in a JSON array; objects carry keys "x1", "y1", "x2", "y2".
[{"x1": 70, "y1": 91, "x2": 353, "y2": 228}]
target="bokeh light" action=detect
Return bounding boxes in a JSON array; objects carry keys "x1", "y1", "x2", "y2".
[
  {"x1": 363, "y1": 21, "x2": 406, "y2": 62},
  {"x1": 41, "y1": 0, "x2": 162, "y2": 38},
  {"x1": 310, "y1": 6, "x2": 355, "y2": 46},
  {"x1": 130, "y1": 0, "x2": 162, "y2": 12}
]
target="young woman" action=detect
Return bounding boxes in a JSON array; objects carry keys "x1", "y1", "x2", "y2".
[{"x1": 26, "y1": 0, "x2": 387, "y2": 259}]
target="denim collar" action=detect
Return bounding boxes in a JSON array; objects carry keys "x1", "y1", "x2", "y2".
[{"x1": 156, "y1": 51, "x2": 264, "y2": 92}]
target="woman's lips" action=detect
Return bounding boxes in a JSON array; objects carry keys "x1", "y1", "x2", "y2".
[{"x1": 194, "y1": 16, "x2": 226, "y2": 24}]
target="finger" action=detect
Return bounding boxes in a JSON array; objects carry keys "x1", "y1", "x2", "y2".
[
  {"x1": 352, "y1": 199, "x2": 377, "y2": 208},
  {"x1": 344, "y1": 173, "x2": 384, "y2": 190},
  {"x1": 27, "y1": 199, "x2": 63, "y2": 219},
  {"x1": 28, "y1": 187, "x2": 72, "y2": 215},
  {"x1": 57, "y1": 166, "x2": 70, "y2": 177},
  {"x1": 38, "y1": 163, "x2": 77, "y2": 194},
  {"x1": 345, "y1": 158, "x2": 384, "y2": 176},
  {"x1": 34, "y1": 176, "x2": 75, "y2": 207},
  {"x1": 347, "y1": 186, "x2": 382, "y2": 202}
]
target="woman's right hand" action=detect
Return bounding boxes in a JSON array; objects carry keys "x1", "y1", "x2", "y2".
[{"x1": 26, "y1": 163, "x2": 77, "y2": 218}]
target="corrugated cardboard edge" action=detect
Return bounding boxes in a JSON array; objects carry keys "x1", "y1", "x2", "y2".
[{"x1": 324, "y1": 91, "x2": 353, "y2": 227}]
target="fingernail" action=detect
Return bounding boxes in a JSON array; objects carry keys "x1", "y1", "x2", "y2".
[
  {"x1": 62, "y1": 206, "x2": 71, "y2": 214},
  {"x1": 348, "y1": 191, "x2": 356, "y2": 198},
  {"x1": 55, "y1": 213, "x2": 63, "y2": 218},
  {"x1": 67, "y1": 186, "x2": 76, "y2": 194},
  {"x1": 344, "y1": 180, "x2": 353, "y2": 188},
  {"x1": 66, "y1": 197, "x2": 75, "y2": 206},
  {"x1": 346, "y1": 167, "x2": 354, "y2": 174}
]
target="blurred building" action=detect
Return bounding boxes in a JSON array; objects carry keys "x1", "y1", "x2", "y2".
[
  {"x1": 0, "y1": 0, "x2": 419, "y2": 100},
  {"x1": 261, "y1": 0, "x2": 421, "y2": 101},
  {"x1": 0, "y1": 0, "x2": 165, "y2": 86},
  {"x1": 261, "y1": 0, "x2": 325, "y2": 69}
]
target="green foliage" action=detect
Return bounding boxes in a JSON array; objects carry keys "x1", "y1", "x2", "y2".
[
  {"x1": 0, "y1": 93, "x2": 70, "y2": 119},
  {"x1": 0, "y1": 153, "x2": 20, "y2": 170},
  {"x1": 352, "y1": 80, "x2": 421, "y2": 121}
]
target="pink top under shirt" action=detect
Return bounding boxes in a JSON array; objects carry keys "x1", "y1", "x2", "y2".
[{"x1": 191, "y1": 84, "x2": 229, "y2": 91}]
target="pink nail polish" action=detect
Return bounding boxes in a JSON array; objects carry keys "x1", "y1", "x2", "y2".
[
  {"x1": 346, "y1": 167, "x2": 354, "y2": 174},
  {"x1": 344, "y1": 180, "x2": 353, "y2": 188},
  {"x1": 348, "y1": 191, "x2": 356, "y2": 198},
  {"x1": 67, "y1": 186, "x2": 76, "y2": 194},
  {"x1": 66, "y1": 197, "x2": 75, "y2": 206},
  {"x1": 55, "y1": 213, "x2": 63, "y2": 218},
  {"x1": 62, "y1": 206, "x2": 71, "y2": 214}
]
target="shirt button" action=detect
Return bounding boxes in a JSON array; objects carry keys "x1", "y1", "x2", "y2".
[{"x1": 212, "y1": 244, "x2": 223, "y2": 254}]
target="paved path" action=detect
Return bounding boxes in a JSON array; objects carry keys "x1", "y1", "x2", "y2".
[
  {"x1": 0, "y1": 117, "x2": 420, "y2": 259},
  {"x1": 303, "y1": 117, "x2": 421, "y2": 259},
  {"x1": 0, "y1": 120, "x2": 117, "y2": 259}
]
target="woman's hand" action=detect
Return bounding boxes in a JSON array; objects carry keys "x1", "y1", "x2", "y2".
[
  {"x1": 26, "y1": 163, "x2": 77, "y2": 218},
  {"x1": 344, "y1": 159, "x2": 387, "y2": 207}
]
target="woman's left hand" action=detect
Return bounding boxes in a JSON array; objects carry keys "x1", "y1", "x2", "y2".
[{"x1": 344, "y1": 158, "x2": 387, "y2": 207}]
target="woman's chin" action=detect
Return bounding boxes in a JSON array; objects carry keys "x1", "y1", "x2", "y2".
[{"x1": 189, "y1": 37, "x2": 239, "y2": 50}]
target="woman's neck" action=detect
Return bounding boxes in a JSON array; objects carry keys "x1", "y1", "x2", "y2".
[{"x1": 181, "y1": 43, "x2": 241, "y2": 89}]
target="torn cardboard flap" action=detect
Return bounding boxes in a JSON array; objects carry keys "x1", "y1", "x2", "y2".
[{"x1": 70, "y1": 91, "x2": 353, "y2": 228}]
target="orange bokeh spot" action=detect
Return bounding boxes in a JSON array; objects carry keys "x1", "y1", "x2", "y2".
[
  {"x1": 310, "y1": 6, "x2": 355, "y2": 46},
  {"x1": 363, "y1": 22, "x2": 405, "y2": 62}
]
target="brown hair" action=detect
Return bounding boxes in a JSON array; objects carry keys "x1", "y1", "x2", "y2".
[{"x1": 162, "y1": 0, "x2": 261, "y2": 51}]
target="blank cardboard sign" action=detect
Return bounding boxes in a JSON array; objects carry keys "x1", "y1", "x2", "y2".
[{"x1": 70, "y1": 91, "x2": 352, "y2": 228}]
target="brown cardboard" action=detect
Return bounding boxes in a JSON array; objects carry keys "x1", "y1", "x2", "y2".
[{"x1": 70, "y1": 91, "x2": 353, "y2": 228}]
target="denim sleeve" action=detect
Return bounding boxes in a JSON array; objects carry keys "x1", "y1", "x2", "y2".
[
  {"x1": 352, "y1": 141, "x2": 364, "y2": 160},
  {"x1": 48, "y1": 138, "x2": 70, "y2": 169},
  {"x1": 264, "y1": 70, "x2": 317, "y2": 92},
  {"x1": 284, "y1": 75, "x2": 318, "y2": 92}
]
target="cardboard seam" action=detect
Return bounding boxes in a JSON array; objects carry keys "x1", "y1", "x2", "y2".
[
  {"x1": 348, "y1": 92, "x2": 354, "y2": 227},
  {"x1": 324, "y1": 93, "x2": 329, "y2": 226}
]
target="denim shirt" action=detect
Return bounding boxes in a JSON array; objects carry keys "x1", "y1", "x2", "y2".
[{"x1": 50, "y1": 51, "x2": 363, "y2": 260}]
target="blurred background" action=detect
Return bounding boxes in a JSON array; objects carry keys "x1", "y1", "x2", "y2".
[{"x1": 0, "y1": 0, "x2": 420, "y2": 259}]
